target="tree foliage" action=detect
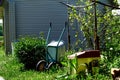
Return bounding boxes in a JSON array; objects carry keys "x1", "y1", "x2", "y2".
[
  {"x1": 68, "y1": 0, "x2": 120, "y2": 77},
  {"x1": 69, "y1": 0, "x2": 120, "y2": 52}
]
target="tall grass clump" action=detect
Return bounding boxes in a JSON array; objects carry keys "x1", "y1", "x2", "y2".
[{"x1": 14, "y1": 36, "x2": 46, "y2": 70}]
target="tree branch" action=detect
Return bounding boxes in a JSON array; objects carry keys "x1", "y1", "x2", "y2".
[
  {"x1": 59, "y1": 2, "x2": 94, "y2": 9},
  {"x1": 91, "y1": 0, "x2": 120, "y2": 9}
]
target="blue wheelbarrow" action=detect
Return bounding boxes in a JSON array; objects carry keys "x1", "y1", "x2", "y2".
[{"x1": 36, "y1": 22, "x2": 67, "y2": 71}]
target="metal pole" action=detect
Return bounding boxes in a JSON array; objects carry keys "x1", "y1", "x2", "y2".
[
  {"x1": 57, "y1": 22, "x2": 66, "y2": 47},
  {"x1": 94, "y1": 0, "x2": 99, "y2": 50},
  {"x1": 46, "y1": 22, "x2": 52, "y2": 45},
  {"x1": 67, "y1": 20, "x2": 71, "y2": 50}
]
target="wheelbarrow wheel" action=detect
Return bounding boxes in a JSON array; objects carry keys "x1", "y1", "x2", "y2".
[
  {"x1": 47, "y1": 62, "x2": 62, "y2": 70},
  {"x1": 36, "y1": 60, "x2": 46, "y2": 71}
]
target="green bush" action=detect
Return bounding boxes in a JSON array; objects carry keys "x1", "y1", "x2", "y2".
[{"x1": 14, "y1": 36, "x2": 46, "y2": 70}]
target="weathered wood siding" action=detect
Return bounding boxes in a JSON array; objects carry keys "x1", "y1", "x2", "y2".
[{"x1": 15, "y1": 0, "x2": 68, "y2": 44}]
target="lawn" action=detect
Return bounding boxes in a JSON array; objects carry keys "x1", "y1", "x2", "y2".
[
  {"x1": 0, "y1": 47, "x2": 69, "y2": 80},
  {"x1": 0, "y1": 47, "x2": 114, "y2": 80}
]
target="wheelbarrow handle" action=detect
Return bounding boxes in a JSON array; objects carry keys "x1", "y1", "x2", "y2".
[
  {"x1": 57, "y1": 21, "x2": 67, "y2": 47},
  {"x1": 46, "y1": 22, "x2": 52, "y2": 45}
]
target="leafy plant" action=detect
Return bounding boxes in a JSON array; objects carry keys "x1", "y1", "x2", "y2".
[
  {"x1": 68, "y1": 0, "x2": 120, "y2": 51},
  {"x1": 14, "y1": 35, "x2": 46, "y2": 70},
  {"x1": 68, "y1": 0, "x2": 120, "y2": 79}
]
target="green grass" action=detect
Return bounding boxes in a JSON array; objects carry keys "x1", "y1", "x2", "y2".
[
  {"x1": 0, "y1": 48, "x2": 114, "y2": 80},
  {"x1": 0, "y1": 48, "x2": 68, "y2": 80},
  {"x1": 0, "y1": 57, "x2": 65, "y2": 80}
]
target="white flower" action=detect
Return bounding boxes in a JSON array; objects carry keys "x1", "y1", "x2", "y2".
[
  {"x1": 0, "y1": 76, "x2": 4, "y2": 80},
  {"x1": 110, "y1": 48, "x2": 113, "y2": 50},
  {"x1": 107, "y1": 37, "x2": 111, "y2": 40},
  {"x1": 116, "y1": 31, "x2": 119, "y2": 34}
]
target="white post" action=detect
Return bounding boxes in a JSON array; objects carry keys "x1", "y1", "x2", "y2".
[
  {"x1": 112, "y1": 0, "x2": 120, "y2": 15},
  {"x1": 117, "y1": 0, "x2": 120, "y2": 5}
]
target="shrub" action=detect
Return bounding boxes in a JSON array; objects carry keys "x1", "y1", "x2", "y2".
[{"x1": 14, "y1": 36, "x2": 46, "y2": 70}]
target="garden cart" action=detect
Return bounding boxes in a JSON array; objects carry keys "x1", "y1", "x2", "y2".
[{"x1": 36, "y1": 22, "x2": 67, "y2": 71}]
